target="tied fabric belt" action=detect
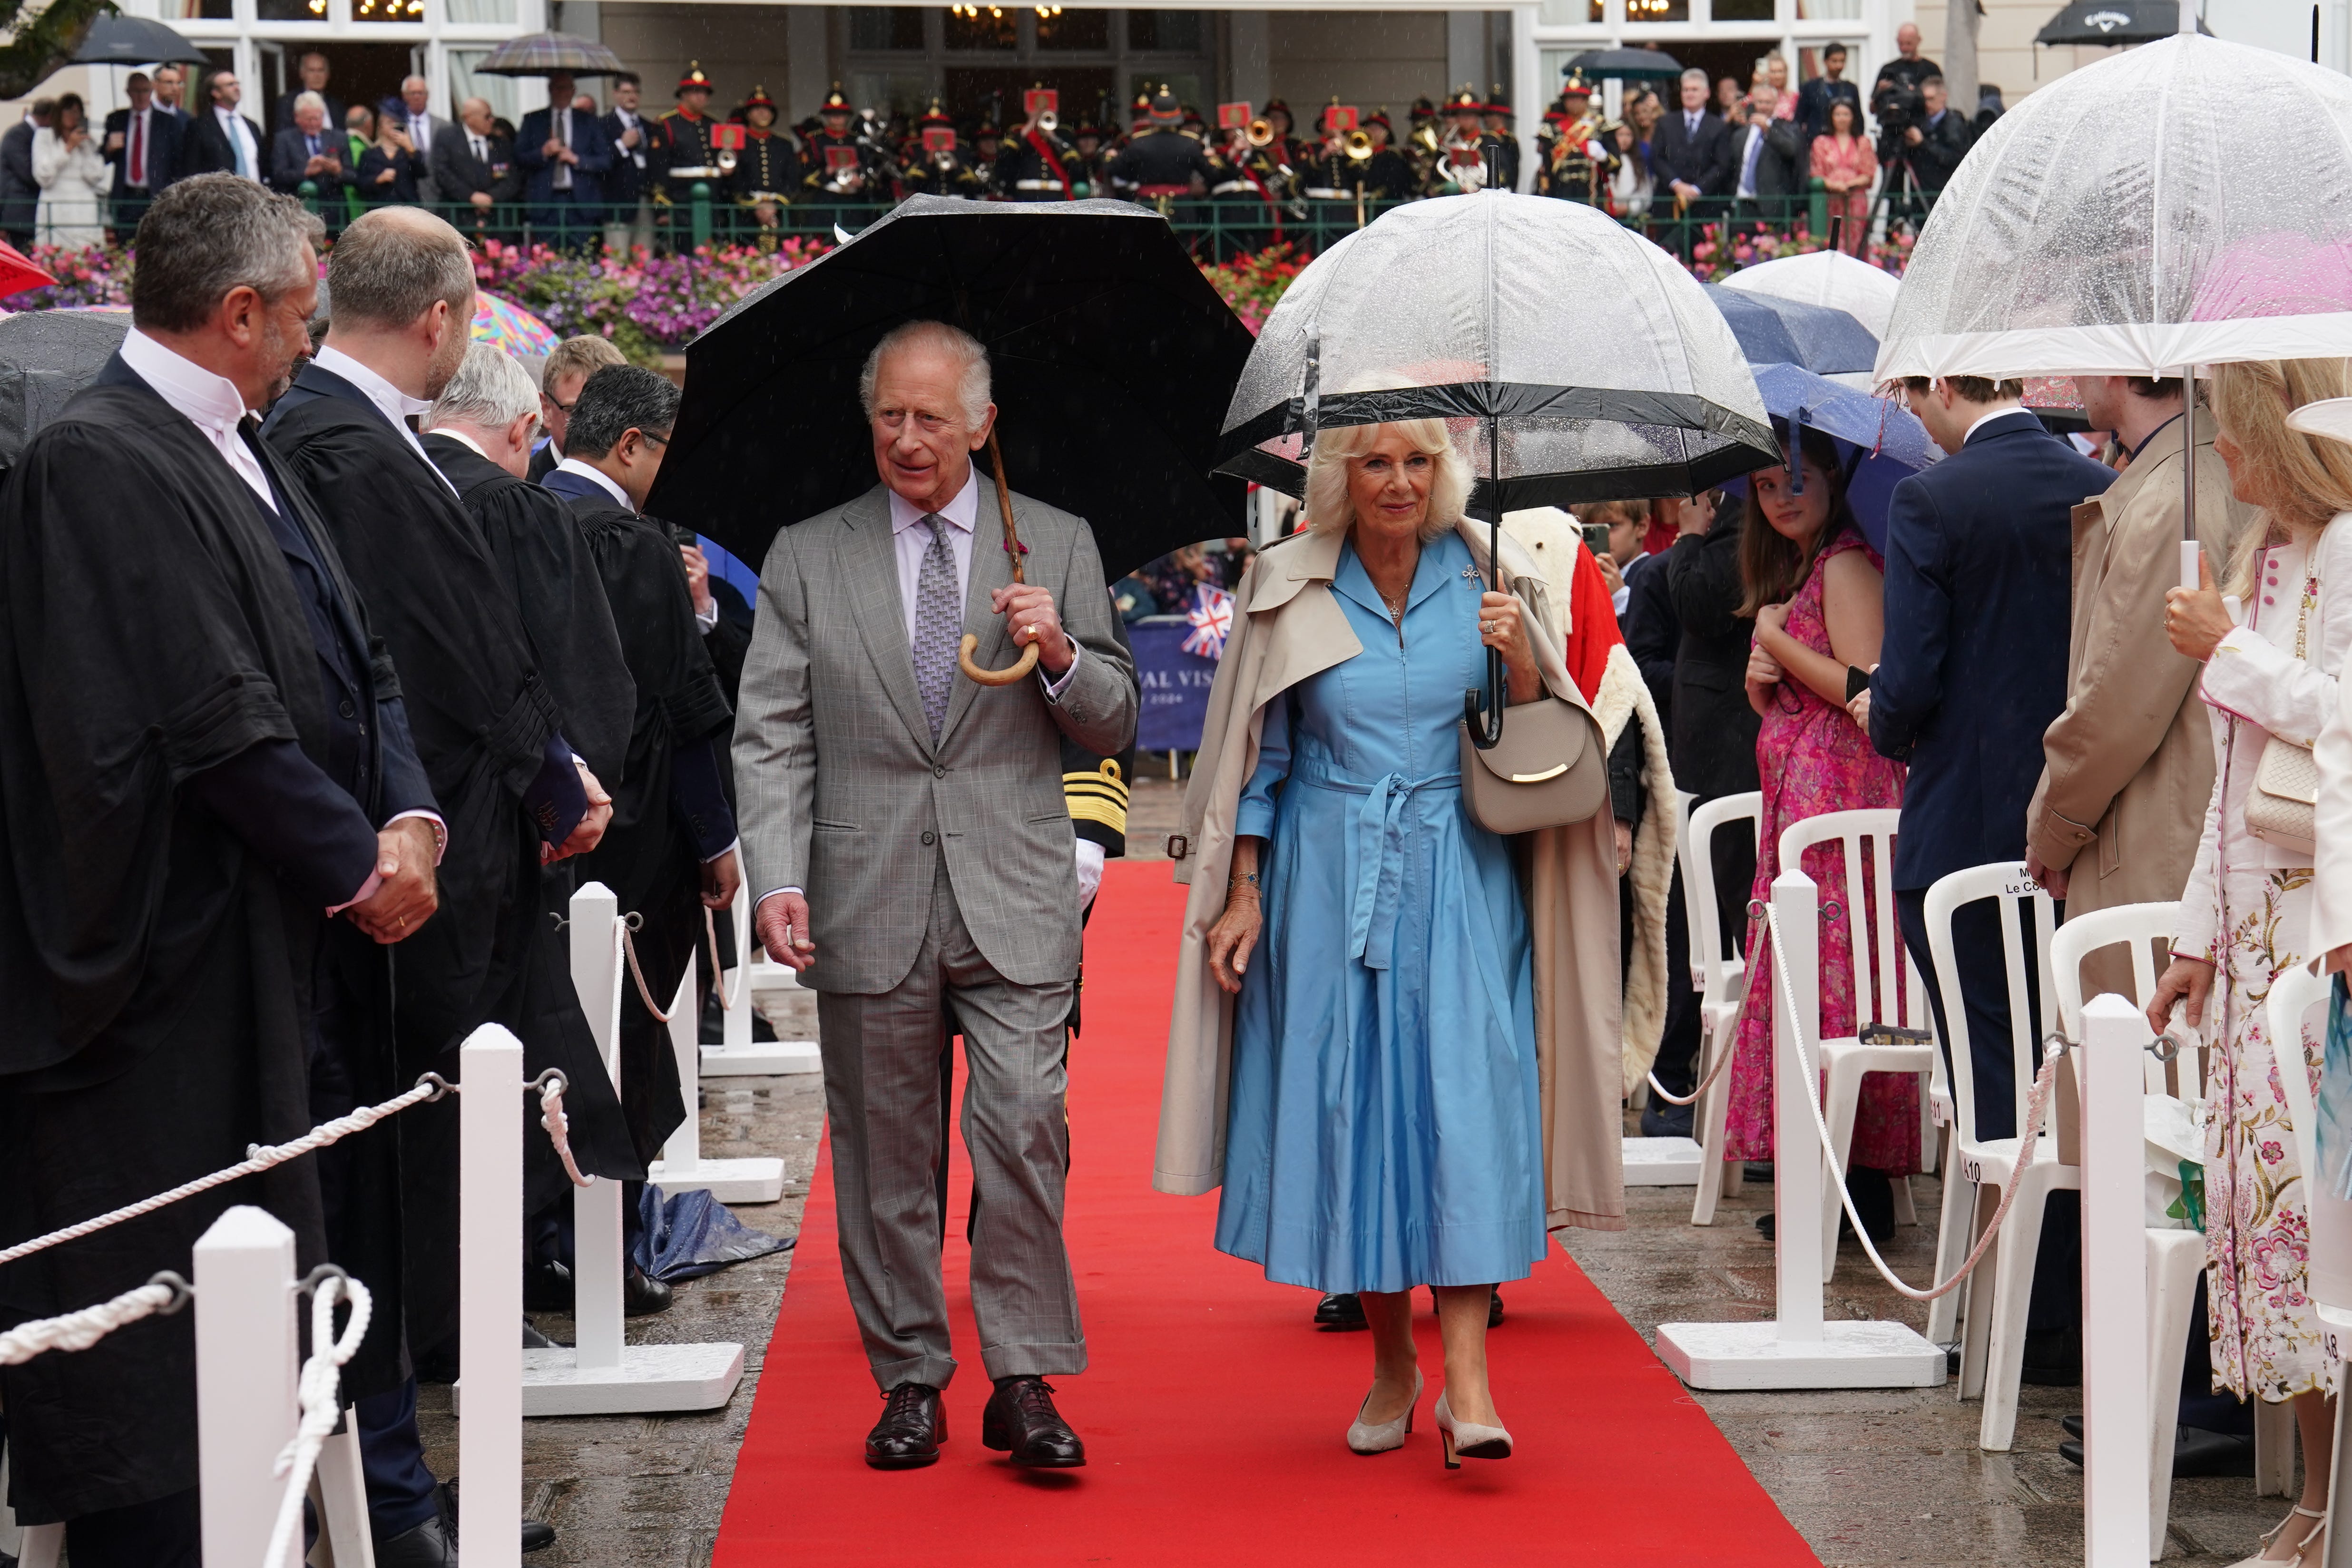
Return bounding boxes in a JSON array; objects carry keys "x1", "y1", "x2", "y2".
[{"x1": 1299, "y1": 763, "x2": 1460, "y2": 971}]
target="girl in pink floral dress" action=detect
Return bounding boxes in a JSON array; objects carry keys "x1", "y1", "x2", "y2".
[{"x1": 1723, "y1": 429, "x2": 1916, "y2": 1234}]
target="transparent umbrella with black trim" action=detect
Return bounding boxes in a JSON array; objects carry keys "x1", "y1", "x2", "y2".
[{"x1": 1215, "y1": 185, "x2": 1776, "y2": 745}]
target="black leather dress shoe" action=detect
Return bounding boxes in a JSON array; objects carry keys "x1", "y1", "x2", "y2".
[
  {"x1": 624, "y1": 1264, "x2": 673, "y2": 1317},
  {"x1": 524, "y1": 1258, "x2": 573, "y2": 1312},
  {"x1": 439, "y1": 1478, "x2": 559, "y2": 1551},
  {"x1": 1315, "y1": 1292, "x2": 1367, "y2": 1329},
  {"x1": 982, "y1": 1376, "x2": 1087, "y2": 1468},
  {"x1": 1489, "y1": 1286, "x2": 1505, "y2": 1327},
  {"x1": 866, "y1": 1382, "x2": 946, "y2": 1470},
  {"x1": 2058, "y1": 1421, "x2": 2255, "y2": 1477},
  {"x1": 376, "y1": 1516, "x2": 458, "y2": 1568}
]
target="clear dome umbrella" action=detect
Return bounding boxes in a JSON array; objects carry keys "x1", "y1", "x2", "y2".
[
  {"x1": 1872, "y1": 27, "x2": 2352, "y2": 572},
  {"x1": 1215, "y1": 186, "x2": 1777, "y2": 742}
]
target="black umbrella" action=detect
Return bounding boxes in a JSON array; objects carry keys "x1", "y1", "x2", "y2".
[
  {"x1": 1564, "y1": 48, "x2": 1685, "y2": 83},
  {"x1": 2034, "y1": 0, "x2": 2211, "y2": 44},
  {"x1": 71, "y1": 15, "x2": 213, "y2": 67},
  {"x1": 650, "y1": 195, "x2": 1255, "y2": 594},
  {"x1": 0, "y1": 309, "x2": 129, "y2": 468}
]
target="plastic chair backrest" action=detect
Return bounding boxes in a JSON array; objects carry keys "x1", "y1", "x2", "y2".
[
  {"x1": 2049, "y1": 900, "x2": 2180, "y2": 1095},
  {"x1": 1777, "y1": 808, "x2": 1923, "y2": 1044},
  {"x1": 2268, "y1": 961, "x2": 2335, "y2": 1205},
  {"x1": 1673, "y1": 790, "x2": 1702, "y2": 990},
  {"x1": 1684, "y1": 792, "x2": 1760, "y2": 1002},
  {"x1": 1920, "y1": 861, "x2": 2058, "y2": 1148}
]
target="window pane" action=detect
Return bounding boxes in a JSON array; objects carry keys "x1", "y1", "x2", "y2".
[
  {"x1": 351, "y1": 0, "x2": 426, "y2": 21},
  {"x1": 1127, "y1": 10, "x2": 1202, "y2": 51},
  {"x1": 445, "y1": 0, "x2": 517, "y2": 20},
  {"x1": 1625, "y1": 0, "x2": 1688, "y2": 19},
  {"x1": 850, "y1": 7, "x2": 924, "y2": 49},
  {"x1": 1713, "y1": 0, "x2": 1778, "y2": 19},
  {"x1": 255, "y1": 0, "x2": 328, "y2": 18},
  {"x1": 448, "y1": 47, "x2": 519, "y2": 123},
  {"x1": 1037, "y1": 7, "x2": 1108, "y2": 49},
  {"x1": 944, "y1": 4, "x2": 1017, "y2": 49}
]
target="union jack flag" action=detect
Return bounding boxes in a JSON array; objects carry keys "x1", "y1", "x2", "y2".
[{"x1": 1181, "y1": 583, "x2": 1234, "y2": 660}]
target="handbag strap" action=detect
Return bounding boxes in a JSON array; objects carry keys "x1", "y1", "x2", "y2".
[{"x1": 2292, "y1": 549, "x2": 2321, "y2": 661}]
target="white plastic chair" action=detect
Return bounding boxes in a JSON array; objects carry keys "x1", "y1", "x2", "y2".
[
  {"x1": 1778, "y1": 808, "x2": 1938, "y2": 1276},
  {"x1": 1684, "y1": 791, "x2": 1759, "y2": 1225},
  {"x1": 2051, "y1": 901, "x2": 2193, "y2": 1098},
  {"x1": 1921, "y1": 861, "x2": 2062, "y2": 1452}
]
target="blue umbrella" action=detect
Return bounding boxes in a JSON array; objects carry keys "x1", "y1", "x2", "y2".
[
  {"x1": 1702, "y1": 284, "x2": 1881, "y2": 377},
  {"x1": 1728, "y1": 363, "x2": 1940, "y2": 553}
]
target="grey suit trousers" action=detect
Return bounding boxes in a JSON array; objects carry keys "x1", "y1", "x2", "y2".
[{"x1": 817, "y1": 852, "x2": 1084, "y2": 1391}]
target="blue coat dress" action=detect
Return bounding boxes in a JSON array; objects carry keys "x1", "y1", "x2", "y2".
[{"x1": 1213, "y1": 530, "x2": 1548, "y2": 1294}]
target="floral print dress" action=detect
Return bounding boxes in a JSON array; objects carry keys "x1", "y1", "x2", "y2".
[
  {"x1": 2180, "y1": 523, "x2": 2348, "y2": 1402},
  {"x1": 1724, "y1": 530, "x2": 1919, "y2": 1171}
]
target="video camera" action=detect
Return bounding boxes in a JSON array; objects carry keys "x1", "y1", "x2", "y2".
[{"x1": 1871, "y1": 79, "x2": 1925, "y2": 151}]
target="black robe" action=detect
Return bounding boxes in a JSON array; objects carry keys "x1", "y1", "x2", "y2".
[
  {"x1": 556, "y1": 488, "x2": 733, "y2": 1163},
  {"x1": 263, "y1": 366, "x2": 624, "y2": 1358},
  {"x1": 0, "y1": 376, "x2": 374, "y2": 1521}
]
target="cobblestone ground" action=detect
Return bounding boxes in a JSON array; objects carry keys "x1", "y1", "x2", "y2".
[{"x1": 423, "y1": 785, "x2": 2296, "y2": 1567}]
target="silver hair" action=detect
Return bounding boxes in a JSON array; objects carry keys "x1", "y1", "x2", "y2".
[
  {"x1": 327, "y1": 206, "x2": 475, "y2": 330},
  {"x1": 859, "y1": 320, "x2": 991, "y2": 428},
  {"x1": 1680, "y1": 68, "x2": 1709, "y2": 88},
  {"x1": 423, "y1": 341, "x2": 540, "y2": 433},
  {"x1": 292, "y1": 90, "x2": 326, "y2": 117},
  {"x1": 130, "y1": 174, "x2": 320, "y2": 333}
]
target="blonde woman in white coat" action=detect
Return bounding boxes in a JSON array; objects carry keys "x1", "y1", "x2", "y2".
[
  {"x1": 2151, "y1": 357, "x2": 2352, "y2": 1568},
  {"x1": 32, "y1": 94, "x2": 109, "y2": 249}
]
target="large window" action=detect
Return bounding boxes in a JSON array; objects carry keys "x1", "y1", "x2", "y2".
[
  {"x1": 850, "y1": 6, "x2": 925, "y2": 48},
  {"x1": 840, "y1": 7, "x2": 1211, "y2": 123},
  {"x1": 448, "y1": 46, "x2": 521, "y2": 120}
]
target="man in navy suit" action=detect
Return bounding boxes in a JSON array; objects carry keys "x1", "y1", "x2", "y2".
[
  {"x1": 1650, "y1": 67, "x2": 1732, "y2": 245},
  {"x1": 102, "y1": 72, "x2": 182, "y2": 232},
  {"x1": 515, "y1": 70, "x2": 611, "y2": 250},
  {"x1": 1862, "y1": 376, "x2": 2116, "y2": 1137}
]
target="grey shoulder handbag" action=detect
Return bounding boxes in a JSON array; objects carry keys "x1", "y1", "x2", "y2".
[{"x1": 1459, "y1": 696, "x2": 1609, "y2": 834}]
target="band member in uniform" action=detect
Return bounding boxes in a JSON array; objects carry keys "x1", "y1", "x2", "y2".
[
  {"x1": 1067, "y1": 120, "x2": 1107, "y2": 197},
  {"x1": 1482, "y1": 88, "x2": 1519, "y2": 190},
  {"x1": 728, "y1": 85, "x2": 796, "y2": 244},
  {"x1": 1359, "y1": 110, "x2": 1415, "y2": 202},
  {"x1": 1207, "y1": 105, "x2": 1297, "y2": 259},
  {"x1": 995, "y1": 91, "x2": 1078, "y2": 202},
  {"x1": 1536, "y1": 74, "x2": 1605, "y2": 203},
  {"x1": 1431, "y1": 86, "x2": 1495, "y2": 195},
  {"x1": 1104, "y1": 88, "x2": 1214, "y2": 201},
  {"x1": 900, "y1": 99, "x2": 984, "y2": 197},
  {"x1": 650, "y1": 62, "x2": 719, "y2": 247},
  {"x1": 799, "y1": 84, "x2": 886, "y2": 207},
  {"x1": 1257, "y1": 97, "x2": 1301, "y2": 166}
]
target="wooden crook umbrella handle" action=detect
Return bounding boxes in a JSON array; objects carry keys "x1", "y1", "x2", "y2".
[{"x1": 956, "y1": 425, "x2": 1042, "y2": 687}]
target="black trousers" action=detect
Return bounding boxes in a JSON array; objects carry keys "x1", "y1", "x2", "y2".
[
  {"x1": 58, "y1": 1486, "x2": 200, "y2": 1568},
  {"x1": 1649, "y1": 862, "x2": 1704, "y2": 1098}
]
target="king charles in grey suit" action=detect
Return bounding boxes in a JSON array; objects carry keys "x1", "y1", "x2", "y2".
[{"x1": 735, "y1": 320, "x2": 1137, "y2": 1473}]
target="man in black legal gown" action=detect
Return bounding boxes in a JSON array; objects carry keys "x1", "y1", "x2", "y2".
[
  {"x1": 540, "y1": 364, "x2": 743, "y2": 1300},
  {"x1": 263, "y1": 204, "x2": 631, "y2": 1561},
  {"x1": 0, "y1": 176, "x2": 440, "y2": 1567}
]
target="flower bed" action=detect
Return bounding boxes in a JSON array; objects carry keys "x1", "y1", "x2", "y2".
[{"x1": 2, "y1": 221, "x2": 1907, "y2": 349}]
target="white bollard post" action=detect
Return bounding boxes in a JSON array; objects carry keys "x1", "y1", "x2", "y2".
[
  {"x1": 461, "y1": 1024, "x2": 525, "y2": 1568},
  {"x1": 2079, "y1": 993, "x2": 2153, "y2": 1568},
  {"x1": 661, "y1": 955, "x2": 703, "y2": 1171},
  {"x1": 568, "y1": 882, "x2": 627, "y2": 1374},
  {"x1": 1774, "y1": 867, "x2": 1826, "y2": 1346},
  {"x1": 1654, "y1": 868, "x2": 1942, "y2": 1389},
  {"x1": 194, "y1": 1205, "x2": 300, "y2": 1568},
  {"x1": 705, "y1": 878, "x2": 820, "y2": 1076}
]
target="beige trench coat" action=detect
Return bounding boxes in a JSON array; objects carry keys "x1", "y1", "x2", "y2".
[
  {"x1": 1154, "y1": 517, "x2": 1628, "y2": 1233},
  {"x1": 2026, "y1": 421, "x2": 2243, "y2": 996}
]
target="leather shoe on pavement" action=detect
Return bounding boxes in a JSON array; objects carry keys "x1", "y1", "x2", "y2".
[
  {"x1": 624, "y1": 1264, "x2": 672, "y2": 1317},
  {"x1": 376, "y1": 1515, "x2": 457, "y2": 1567},
  {"x1": 982, "y1": 1376, "x2": 1087, "y2": 1468},
  {"x1": 866, "y1": 1382, "x2": 946, "y2": 1469},
  {"x1": 1315, "y1": 1292, "x2": 1367, "y2": 1330},
  {"x1": 2058, "y1": 1420, "x2": 2254, "y2": 1477}
]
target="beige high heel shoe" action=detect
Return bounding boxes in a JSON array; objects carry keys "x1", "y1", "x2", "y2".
[
  {"x1": 2226, "y1": 1504, "x2": 2326, "y2": 1568},
  {"x1": 1433, "y1": 1389, "x2": 1513, "y2": 1468},
  {"x1": 1347, "y1": 1369, "x2": 1421, "y2": 1454}
]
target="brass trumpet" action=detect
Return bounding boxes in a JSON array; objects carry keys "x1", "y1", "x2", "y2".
[
  {"x1": 1344, "y1": 128, "x2": 1373, "y2": 161},
  {"x1": 1245, "y1": 117, "x2": 1275, "y2": 148},
  {"x1": 1036, "y1": 108, "x2": 1058, "y2": 134}
]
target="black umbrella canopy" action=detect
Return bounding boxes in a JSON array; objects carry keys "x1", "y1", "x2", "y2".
[
  {"x1": 648, "y1": 196, "x2": 1255, "y2": 581},
  {"x1": 2035, "y1": 0, "x2": 2210, "y2": 44},
  {"x1": 1565, "y1": 48, "x2": 1685, "y2": 82},
  {"x1": 0, "y1": 309, "x2": 129, "y2": 467},
  {"x1": 71, "y1": 14, "x2": 213, "y2": 66}
]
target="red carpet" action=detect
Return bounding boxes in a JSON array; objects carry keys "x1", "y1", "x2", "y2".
[{"x1": 715, "y1": 862, "x2": 1820, "y2": 1567}]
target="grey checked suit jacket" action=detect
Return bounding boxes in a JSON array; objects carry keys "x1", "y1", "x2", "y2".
[{"x1": 734, "y1": 483, "x2": 1138, "y2": 994}]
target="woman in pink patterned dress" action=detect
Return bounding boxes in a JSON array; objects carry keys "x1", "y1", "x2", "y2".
[{"x1": 1721, "y1": 427, "x2": 1915, "y2": 1238}]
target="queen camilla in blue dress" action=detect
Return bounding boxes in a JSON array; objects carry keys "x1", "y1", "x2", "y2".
[{"x1": 1155, "y1": 414, "x2": 1627, "y2": 1471}]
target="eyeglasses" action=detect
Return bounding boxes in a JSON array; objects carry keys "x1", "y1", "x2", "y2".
[
  {"x1": 637, "y1": 430, "x2": 669, "y2": 450},
  {"x1": 545, "y1": 395, "x2": 575, "y2": 414}
]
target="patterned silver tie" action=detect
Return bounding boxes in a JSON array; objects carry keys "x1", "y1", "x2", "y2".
[{"x1": 911, "y1": 513, "x2": 960, "y2": 741}]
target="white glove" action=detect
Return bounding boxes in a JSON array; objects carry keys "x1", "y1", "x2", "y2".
[{"x1": 1075, "y1": 839, "x2": 1106, "y2": 909}]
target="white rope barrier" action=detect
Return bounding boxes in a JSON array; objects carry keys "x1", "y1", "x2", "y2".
[
  {"x1": 0, "y1": 1272, "x2": 190, "y2": 1366},
  {"x1": 1762, "y1": 901, "x2": 2063, "y2": 1305},
  {"x1": 1646, "y1": 1030, "x2": 1740, "y2": 1108},
  {"x1": 263, "y1": 1269, "x2": 372, "y2": 1568},
  {"x1": 533, "y1": 1069, "x2": 594, "y2": 1188},
  {"x1": 621, "y1": 918, "x2": 673, "y2": 1023},
  {"x1": 0, "y1": 1076, "x2": 454, "y2": 1272}
]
